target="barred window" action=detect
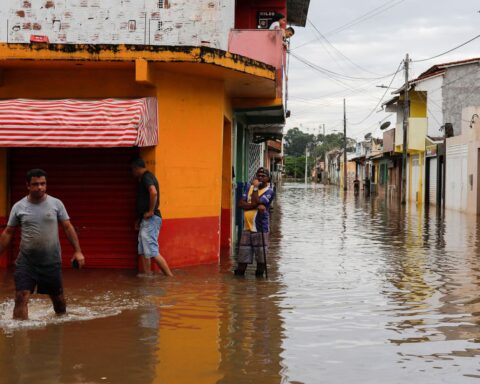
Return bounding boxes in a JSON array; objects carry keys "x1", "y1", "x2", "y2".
[
  {"x1": 157, "y1": 21, "x2": 163, "y2": 30},
  {"x1": 158, "y1": 0, "x2": 164, "y2": 8}
]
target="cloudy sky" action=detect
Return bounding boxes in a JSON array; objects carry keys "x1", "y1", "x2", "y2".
[{"x1": 286, "y1": 0, "x2": 480, "y2": 140}]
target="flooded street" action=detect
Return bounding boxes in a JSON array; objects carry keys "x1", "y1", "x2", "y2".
[{"x1": 2, "y1": 182, "x2": 480, "y2": 383}]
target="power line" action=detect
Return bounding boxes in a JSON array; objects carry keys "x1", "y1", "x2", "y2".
[
  {"x1": 350, "y1": 60, "x2": 404, "y2": 125},
  {"x1": 413, "y1": 34, "x2": 480, "y2": 63},
  {"x1": 291, "y1": 52, "x2": 399, "y2": 82},
  {"x1": 326, "y1": 0, "x2": 406, "y2": 36},
  {"x1": 354, "y1": 113, "x2": 394, "y2": 138},
  {"x1": 292, "y1": 0, "x2": 406, "y2": 51},
  {"x1": 306, "y1": 19, "x2": 381, "y2": 76}
]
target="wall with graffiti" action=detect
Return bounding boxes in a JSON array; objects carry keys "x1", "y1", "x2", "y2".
[{"x1": 0, "y1": 0, "x2": 234, "y2": 49}]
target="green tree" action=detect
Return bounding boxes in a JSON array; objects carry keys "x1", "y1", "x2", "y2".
[
  {"x1": 312, "y1": 133, "x2": 356, "y2": 157},
  {"x1": 284, "y1": 155, "x2": 315, "y2": 179},
  {"x1": 284, "y1": 127, "x2": 316, "y2": 157}
]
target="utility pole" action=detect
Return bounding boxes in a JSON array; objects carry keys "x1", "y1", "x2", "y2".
[
  {"x1": 305, "y1": 145, "x2": 308, "y2": 184},
  {"x1": 323, "y1": 124, "x2": 326, "y2": 183},
  {"x1": 401, "y1": 54, "x2": 410, "y2": 204},
  {"x1": 343, "y1": 98, "x2": 347, "y2": 191}
]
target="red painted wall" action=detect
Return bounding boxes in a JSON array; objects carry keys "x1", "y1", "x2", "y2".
[
  {"x1": 220, "y1": 208, "x2": 232, "y2": 250},
  {"x1": 235, "y1": 0, "x2": 287, "y2": 29},
  {"x1": 160, "y1": 216, "x2": 220, "y2": 268},
  {"x1": 0, "y1": 217, "x2": 7, "y2": 268}
]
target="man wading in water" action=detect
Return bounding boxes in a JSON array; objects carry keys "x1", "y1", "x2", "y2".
[
  {"x1": 234, "y1": 167, "x2": 274, "y2": 277},
  {"x1": 131, "y1": 158, "x2": 173, "y2": 277},
  {"x1": 0, "y1": 169, "x2": 85, "y2": 320}
]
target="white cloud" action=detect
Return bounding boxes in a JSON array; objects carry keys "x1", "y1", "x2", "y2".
[{"x1": 286, "y1": 0, "x2": 480, "y2": 140}]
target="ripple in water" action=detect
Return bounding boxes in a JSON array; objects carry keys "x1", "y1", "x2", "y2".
[{"x1": 0, "y1": 292, "x2": 144, "y2": 335}]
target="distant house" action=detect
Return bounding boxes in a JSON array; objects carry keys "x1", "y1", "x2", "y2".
[{"x1": 413, "y1": 58, "x2": 480, "y2": 211}]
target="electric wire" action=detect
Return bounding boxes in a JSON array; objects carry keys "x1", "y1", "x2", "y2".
[
  {"x1": 326, "y1": 0, "x2": 407, "y2": 36},
  {"x1": 292, "y1": 0, "x2": 406, "y2": 51},
  {"x1": 413, "y1": 34, "x2": 480, "y2": 63},
  {"x1": 290, "y1": 52, "x2": 399, "y2": 82},
  {"x1": 305, "y1": 19, "x2": 382, "y2": 76},
  {"x1": 350, "y1": 60, "x2": 404, "y2": 125}
]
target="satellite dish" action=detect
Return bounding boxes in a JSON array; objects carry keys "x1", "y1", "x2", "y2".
[
  {"x1": 380, "y1": 121, "x2": 392, "y2": 130},
  {"x1": 364, "y1": 132, "x2": 372, "y2": 140}
]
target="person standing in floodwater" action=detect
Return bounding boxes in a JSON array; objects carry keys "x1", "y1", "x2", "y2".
[
  {"x1": 130, "y1": 158, "x2": 173, "y2": 277},
  {"x1": 0, "y1": 169, "x2": 85, "y2": 320},
  {"x1": 234, "y1": 167, "x2": 274, "y2": 277}
]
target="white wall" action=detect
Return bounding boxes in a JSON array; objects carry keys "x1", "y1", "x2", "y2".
[
  {"x1": 0, "y1": 0, "x2": 234, "y2": 49},
  {"x1": 414, "y1": 75, "x2": 444, "y2": 137}
]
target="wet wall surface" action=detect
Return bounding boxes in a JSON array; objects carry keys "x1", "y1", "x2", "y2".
[{"x1": 2, "y1": 182, "x2": 480, "y2": 383}]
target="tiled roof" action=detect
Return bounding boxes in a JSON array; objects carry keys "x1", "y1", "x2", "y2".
[{"x1": 415, "y1": 57, "x2": 480, "y2": 82}]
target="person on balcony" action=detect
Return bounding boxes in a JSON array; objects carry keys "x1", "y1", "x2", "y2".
[
  {"x1": 285, "y1": 27, "x2": 295, "y2": 38},
  {"x1": 284, "y1": 26, "x2": 295, "y2": 48},
  {"x1": 269, "y1": 13, "x2": 286, "y2": 30}
]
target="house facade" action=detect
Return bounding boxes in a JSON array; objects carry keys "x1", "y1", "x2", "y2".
[
  {"x1": 383, "y1": 89, "x2": 427, "y2": 205},
  {"x1": 412, "y1": 58, "x2": 480, "y2": 211},
  {"x1": 0, "y1": 0, "x2": 310, "y2": 269}
]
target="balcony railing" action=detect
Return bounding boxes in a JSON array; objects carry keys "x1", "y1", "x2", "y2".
[{"x1": 228, "y1": 29, "x2": 285, "y2": 99}]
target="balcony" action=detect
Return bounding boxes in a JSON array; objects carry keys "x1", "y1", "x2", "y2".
[
  {"x1": 394, "y1": 118, "x2": 428, "y2": 152},
  {"x1": 228, "y1": 29, "x2": 285, "y2": 98},
  {"x1": 383, "y1": 129, "x2": 395, "y2": 153}
]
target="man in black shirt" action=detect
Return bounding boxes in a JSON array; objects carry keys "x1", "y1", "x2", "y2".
[{"x1": 131, "y1": 158, "x2": 173, "y2": 276}]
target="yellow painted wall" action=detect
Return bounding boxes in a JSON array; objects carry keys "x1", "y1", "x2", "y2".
[
  {"x1": 408, "y1": 118, "x2": 427, "y2": 151},
  {"x1": 400, "y1": 90, "x2": 427, "y2": 118},
  {"x1": 0, "y1": 67, "x2": 154, "y2": 99},
  {"x1": 154, "y1": 72, "x2": 225, "y2": 219},
  {"x1": 409, "y1": 91, "x2": 427, "y2": 118},
  {"x1": 0, "y1": 65, "x2": 230, "y2": 221},
  {"x1": 222, "y1": 120, "x2": 233, "y2": 210}
]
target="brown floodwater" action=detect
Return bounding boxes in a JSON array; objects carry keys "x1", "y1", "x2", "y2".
[{"x1": 2, "y1": 182, "x2": 480, "y2": 383}]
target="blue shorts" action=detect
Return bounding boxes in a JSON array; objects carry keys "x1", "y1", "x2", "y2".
[{"x1": 138, "y1": 215, "x2": 162, "y2": 258}]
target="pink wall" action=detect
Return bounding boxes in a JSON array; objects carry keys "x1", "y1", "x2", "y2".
[{"x1": 228, "y1": 29, "x2": 284, "y2": 68}]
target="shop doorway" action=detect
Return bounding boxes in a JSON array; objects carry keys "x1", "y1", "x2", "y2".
[{"x1": 9, "y1": 147, "x2": 139, "y2": 268}]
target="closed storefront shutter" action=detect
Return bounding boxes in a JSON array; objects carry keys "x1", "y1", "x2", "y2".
[
  {"x1": 9, "y1": 148, "x2": 139, "y2": 269},
  {"x1": 446, "y1": 144, "x2": 468, "y2": 211},
  {"x1": 428, "y1": 158, "x2": 437, "y2": 205}
]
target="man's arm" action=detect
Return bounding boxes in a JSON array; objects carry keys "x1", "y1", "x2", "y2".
[
  {"x1": 238, "y1": 180, "x2": 261, "y2": 210},
  {"x1": 61, "y1": 220, "x2": 85, "y2": 268},
  {"x1": 0, "y1": 226, "x2": 15, "y2": 255},
  {"x1": 143, "y1": 185, "x2": 158, "y2": 219}
]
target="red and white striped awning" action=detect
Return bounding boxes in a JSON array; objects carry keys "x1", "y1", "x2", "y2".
[{"x1": 0, "y1": 98, "x2": 158, "y2": 147}]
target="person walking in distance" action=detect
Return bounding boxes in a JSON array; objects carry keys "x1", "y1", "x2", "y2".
[
  {"x1": 0, "y1": 169, "x2": 85, "y2": 320},
  {"x1": 131, "y1": 158, "x2": 173, "y2": 277},
  {"x1": 234, "y1": 167, "x2": 274, "y2": 277}
]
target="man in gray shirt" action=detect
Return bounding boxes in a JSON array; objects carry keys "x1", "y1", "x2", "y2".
[{"x1": 0, "y1": 169, "x2": 85, "y2": 320}]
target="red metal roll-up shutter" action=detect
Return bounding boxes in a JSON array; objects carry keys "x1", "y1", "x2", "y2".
[{"x1": 9, "y1": 147, "x2": 139, "y2": 269}]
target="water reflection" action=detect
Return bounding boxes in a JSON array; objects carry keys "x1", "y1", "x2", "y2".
[{"x1": 2, "y1": 183, "x2": 480, "y2": 383}]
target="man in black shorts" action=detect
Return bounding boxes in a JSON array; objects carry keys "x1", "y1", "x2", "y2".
[{"x1": 0, "y1": 169, "x2": 85, "y2": 320}]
